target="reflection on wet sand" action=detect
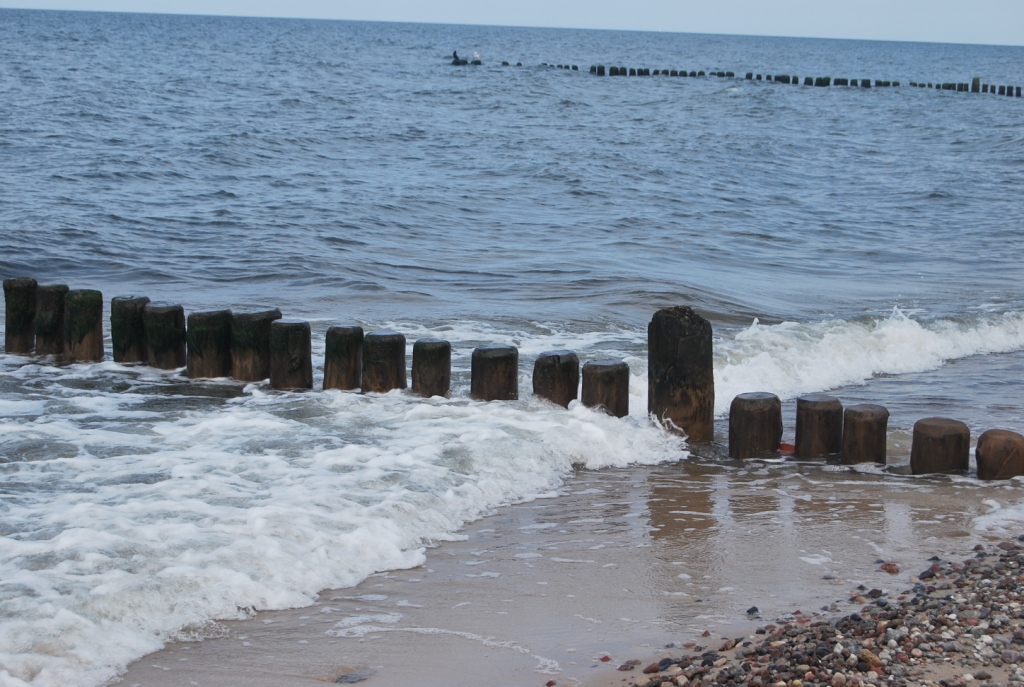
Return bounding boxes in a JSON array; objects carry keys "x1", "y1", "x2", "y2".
[{"x1": 113, "y1": 458, "x2": 1022, "y2": 687}]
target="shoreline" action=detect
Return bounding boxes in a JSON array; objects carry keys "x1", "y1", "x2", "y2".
[
  {"x1": 107, "y1": 460, "x2": 1024, "y2": 687},
  {"x1": 584, "y1": 538, "x2": 1024, "y2": 687}
]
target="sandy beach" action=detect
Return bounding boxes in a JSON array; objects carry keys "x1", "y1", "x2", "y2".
[{"x1": 110, "y1": 456, "x2": 1021, "y2": 687}]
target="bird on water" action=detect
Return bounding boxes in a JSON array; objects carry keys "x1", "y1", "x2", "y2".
[{"x1": 452, "y1": 50, "x2": 458, "y2": 60}]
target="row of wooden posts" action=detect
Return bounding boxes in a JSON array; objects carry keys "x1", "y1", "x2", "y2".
[
  {"x1": 4, "y1": 278, "x2": 1023, "y2": 480},
  {"x1": 0, "y1": 279, "x2": 632, "y2": 415},
  {"x1": 555, "y1": 65, "x2": 1022, "y2": 98}
]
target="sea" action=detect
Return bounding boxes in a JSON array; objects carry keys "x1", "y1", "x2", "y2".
[{"x1": 1, "y1": 8, "x2": 1023, "y2": 687}]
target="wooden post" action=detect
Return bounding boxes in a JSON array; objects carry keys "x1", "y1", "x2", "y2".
[
  {"x1": 976, "y1": 429, "x2": 1024, "y2": 480},
  {"x1": 268, "y1": 319, "x2": 313, "y2": 390},
  {"x1": 533, "y1": 350, "x2": 579, "y2": 408},
  {"x1": 143, "y1": 302, "x2": 186, "y2": 370},
  {"x1": 972, "y1": 77, "x2": 981, "y2": 93},
  {"x1": 323, "y1": 325, "x2": 363, "y2": 391},
  {"x1": 581, "y1": 360, "x2": 630, "y2": 418},
  {"x1": 795, "y1": 393, "x2": 843, "y2": 458},
  {"x1": 728, "y1": 392, "x2": 782, "y2": 459},
  {"x1": 34, "y1": 284, "x2": 69, "y2": 356},
  {"x1": 111, "y1": 296, "x2": 150, "y2": 363},
  {"x1": 362, "y1": 330, "x2": 407, "y2": 393},
  {"x1": 841, "y1": 404, "x2": 889, "y2": 465},
  {"x1": 63, "y1": 289, "x2": 104, "y2": 362},
  {"x1": 411, "y1": 338, "x2": 451, "y2": 398},
  {"x1": 647, "y1": 306, "x2": 714, "y2": 441},
  {"x1": 471, "y1": 345, "x2": 518, "y2": 401},
  {"x1": 230, "y1": 309, "x2": 282, "y2": 382},
  {"x1": 3, "y1": 277, "x2": 37, "y2": 354},
  {"x1": 910, "y1": 417, "x2": 970, "y2": 474},
  {"x1": 186, "y1": 310, "x2": 233, "y2": 379}
]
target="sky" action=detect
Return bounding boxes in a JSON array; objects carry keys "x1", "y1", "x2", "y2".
[{"x1": 4, "y1": 0, "x2": 1024, "y2": 46}]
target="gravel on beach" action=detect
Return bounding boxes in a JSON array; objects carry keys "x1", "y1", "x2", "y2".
[{"x1": 596, "y1": 538, "x2": 1024, "y2": 687}]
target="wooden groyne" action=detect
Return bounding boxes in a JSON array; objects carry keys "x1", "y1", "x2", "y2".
[
  {"x1": 459, "y1": 59, "x2": 1023, "y2": 101},
  {"x1": 4, "y1": 278, "x2": 1023, "y2": 481}
]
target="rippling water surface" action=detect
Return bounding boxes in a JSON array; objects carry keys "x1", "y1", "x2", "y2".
[{"x1": 1, "y1": 9, "x2": 1023, "y2": 687}]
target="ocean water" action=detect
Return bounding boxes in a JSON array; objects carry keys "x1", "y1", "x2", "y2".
[{"x1": 1, "y1": 8, "x2": 1023, "y2": 686}]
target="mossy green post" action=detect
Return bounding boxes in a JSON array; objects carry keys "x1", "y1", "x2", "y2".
[
  {"x1": 3, "y1": 277, "x2": 37, "y2": 354},
  {"x1": 230, "y1": 309, "x2": 282, "y2": 382},
  {"x1": 111, "y1": 296, "x2": 150, "y2": 363},
  {"x1": 63, "y1": 289, "x2": 104, "y2": 362},
  {"x1": 143, "y1": 302, "x2": 186, "y2": 370},
  {"x1": 323, "y1": 325, "x2": 363, "y2": 391},
  {"x1": 362, "y1": 330, "x2": 407, "y2": 393},
  {"x1": 269, "y1": 319, "x2": 313, "y2": 390},
  {"x1": 34, "y1": 284, "x2": 69, "y2": 356},
  {"x1": 187, "y1": 310, "x2": 233, "y2": 379}
]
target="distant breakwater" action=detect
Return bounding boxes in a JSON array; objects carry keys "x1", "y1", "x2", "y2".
[{"x1": 452, "y1": 60, "x2": 1023, "y2": 99}]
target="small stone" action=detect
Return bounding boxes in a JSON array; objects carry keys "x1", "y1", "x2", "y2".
[
  {"x1": 965, "y1": 676, "x2": 975, "y2": 682},
  {"x1": 832, "y1": 673, "x2": 847, "y2": 687},
  {"x1": 600, "y1": 656, "x2": 611, "y2": 662},
  {"x1": 747, "y1": 606, "x2": 760, "y2": 615},
  {"x1": 546, "y1": 681, "x2": 557, "y2": 687},
  {"x1": 976, "y1": 671, "x2": 993, "y2": 680},
  {"x1": 643, "y1": 663, "x2": 661, "y2": 674}
]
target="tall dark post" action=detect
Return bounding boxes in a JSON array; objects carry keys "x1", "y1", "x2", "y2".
[
  {"x1": 581, "y1": 360, "x2": 630, "y2": 418},
  {"x1": 144, "y1": 302, "x2": 186, "y2": 370},
  {"x1": 647, "y1": 306, "x2": 714, "y2": 441},
  {"x1": 910, "y1": 417, "x2": 970, "y2": 475},
  {"x1": 34, "y1": 284, "x2": 69, "y2": 356},
  {"x1": 411, "y1": 338, "x2": 451, "y2": 398},
  {"x1": 362, "y1": 330, "x2": 407, "y2": 393},
  {"x1": 533, "y1": 350, "x2": 579, "y2": 408},
  {"x1": 976, "y1": 429, "x2": 1024, "y2": 480},
  {"x1": 111, "y1": 296, "x2": 150, "y2": 363},
  {"x1": 795, "y1": 394, "x2": 843, "y2": 458},
  {"x1": 728, "y1": 392, "x2": 782, "y2": 459},
  {"x1": 230, "y1": 309, "x2": 282, "y2": 382},
  {"x1": 63, "y1": 289, "x2": 104, "y2": 362},
  {"x1": 186, "y1": 310, "x2": 233, "y2": 379},
  {"x1": 3, "y1": 277, "x2": 37, "y2": 354},
  {"x1": 471, "y1": 345, "x2": 518, "y2": 401},
  {"x1": 323, "y1": 325, "x2": 363, "y2": 391},
  {"x1": 268, "y1": 319, "x2": 313, "y2": 390},
  {"x1": 841, "y1": 404, "x2": 889, "y2": 465}
]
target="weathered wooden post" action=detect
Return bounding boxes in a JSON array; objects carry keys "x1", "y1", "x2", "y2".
[
  {"x1": 362, "y1": 330, "x2": 407, "y2": 393},
  {"x1": 533, "y1": 350, "x2": 579, "y2": 408},
  {"x1": 471, "y1": 345, "x2": 518, "y2": 401},
  {"x1": 186, "y1": 310, "x2": 233, "y2": 379},
  {"x1": 582, "y1": 360, "x2": 630, "y2": 418},
  {"x1": 111, "y1": 296, "x2": 150, "y2": 363},
  {"x1": 841, "y1": 404, "x2": 889, "y2": 465},
  {"x1": 976, "y1": 429, "x2": 1024, "y2": 480},
  {"x1": 63, "y1": 289, "x2": 104, "y2": 362},
  {"x1": 143, "y1": 302, "x2": 186, "y2": 370},
  {"x1": 972, "y1": 77, "x2": 981, "y2": 93},
  {"x1": 910, "y1": 417, "x2": 970, "y2": 474},
  {"x1": 648, "y1": 306, "x2": 714, "y2": 441},
  {"x1": 729, "y1": 392, "x2": 782, "y2": 459},
  {"x1": 34, "y1": 284, "x2": 69, "y2": 356},
  {"x1": 3, "y1": 277, "x2": 37, "y2": 354},
  {"x1": 268, "y1": 319, "x2": 313, "y2": 390},
  {"x1": 804, "y1": 76, "x2": 813, "y2": 85},
  {"x1": 230, "y1": 309, "x2": 282, "y2": 382},
  {"x1": 323, "y1": 325, "x2": 363, "y2": 391},
  {"x1": 795, "y1": 393, "x2": 843, "y2": 458},
  {"x1": 411, "y1": 337, "x2": 451, "y2": 398},
  {"x1": 861, "y1": 79, "x2": 871, "y2": 88}
]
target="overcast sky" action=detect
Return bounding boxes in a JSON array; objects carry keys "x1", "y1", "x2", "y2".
[{"x1": 4, "y1": 0, "x2": 1024, "y2": 46}]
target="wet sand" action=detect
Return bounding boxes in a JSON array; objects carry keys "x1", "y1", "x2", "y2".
[{"x1": 110, "y1": 451, "x2": 1022, "y2": 687}]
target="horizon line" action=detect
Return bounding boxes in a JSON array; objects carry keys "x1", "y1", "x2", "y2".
[{"x1": 1, "y1": 5, "x2": 1023, "y2": 49}]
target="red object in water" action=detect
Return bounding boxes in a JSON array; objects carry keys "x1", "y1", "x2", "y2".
[
  {"x1": 779, "y1": 443, "x2": 796, "y2": 455},
  {"x1": 546, "y1": 681, "x2": 557, "y2": 687},
  {"x1": 701, "y1": 630, "x2": 711, "y2": 637},
  {"x1": 600, "y1": 656, "x2": 611, "y2": 662}
]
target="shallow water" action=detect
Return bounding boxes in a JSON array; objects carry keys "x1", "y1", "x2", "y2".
[{"x1": 1, "y1": 9, "x2": 1023, "y2": 687}]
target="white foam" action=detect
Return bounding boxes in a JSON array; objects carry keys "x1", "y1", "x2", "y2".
[{"x1": 714, "y1": 309, "x2": 1024, "y2": 414}]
